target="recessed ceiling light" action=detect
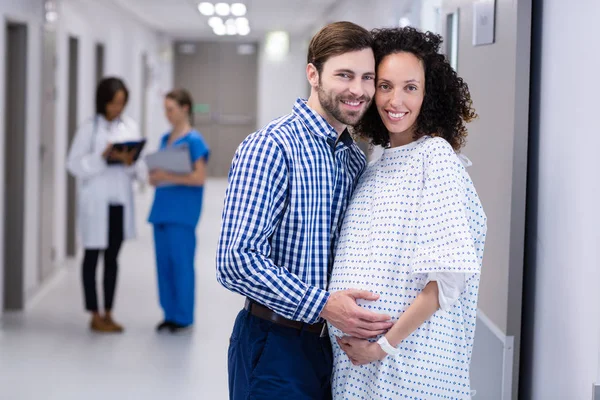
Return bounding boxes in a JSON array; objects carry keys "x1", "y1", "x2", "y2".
[
  {"x1": 235, "y1": 17, "x2": 249, "y2": 27},
  {"x1": 213, "y1": 24, "x2": 226, "y2": 35},
  {"x1": 226, "y1": 24, "x2": 237, "y2": 35},
  {"x1": 231, "y1": 3, "x2": 247, "y2": 17},
  {"x1": 208, "y1": 16, "x2": 223, "y2": 28},
  {"x1": 238, "y1": 25, "x2": 250, "y2": 36},
  {"x1": 399, "y1": 17, "x2": 411, "y2": 27},
  {"x1": 215, "y1": 3, "x2": 230, "y2": 16},
  {"x1": 265, "y1": 31, "x2": 289, "y2": 60},
  {"x1": 198, "y1": 2, "x2": 215, "y2": 16}
]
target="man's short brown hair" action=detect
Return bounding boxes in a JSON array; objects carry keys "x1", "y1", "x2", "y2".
[{"x1": 307, "y1": 21, "x2": 373, "y2": 74}]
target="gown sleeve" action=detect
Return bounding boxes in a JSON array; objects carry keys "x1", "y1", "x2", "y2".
[{"x1": 410, "y1": 138, "x2": 481, "y2": 309}]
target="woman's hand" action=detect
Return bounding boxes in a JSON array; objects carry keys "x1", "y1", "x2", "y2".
[
  {"x1": 336, "y1": 336, "x2": 387, "y2": 366},
  {"x1": 110, "y1": 147, "x2": 135, "y2": 166},
  {"x1": 102, "y1": 144, "x2": 113, "y2": 159},
  {"x1": 149, "y1": 169, "x2": 170, "y2": 186}
]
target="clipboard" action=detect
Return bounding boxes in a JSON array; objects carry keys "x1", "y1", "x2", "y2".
[{"x1": 145, "y1": 145, "x2": 193, "y2": 174}]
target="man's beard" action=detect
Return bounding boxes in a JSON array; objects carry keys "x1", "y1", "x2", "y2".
[{"x1": 317, "y1": 85, "x2": 371, "y2": 127}]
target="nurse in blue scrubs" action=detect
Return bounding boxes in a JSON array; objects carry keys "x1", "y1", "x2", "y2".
[{"x1": 148, "y1": 88, "x2": 210, "y2": 333}]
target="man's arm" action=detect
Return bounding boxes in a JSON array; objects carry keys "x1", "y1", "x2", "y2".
[{"x1": 216, "y1": 134, "x2": 328, "y2": 324}]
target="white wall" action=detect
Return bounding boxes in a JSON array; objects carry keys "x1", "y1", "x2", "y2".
[
  {"x1": 0, "y1": 0, "x2": 47, "y2": 308},
  {"x1": 52, "y1": 0, "x2": 172, "y2": 280},
  {"x1": 529, "y1": 0, "x2": 600, "y2": 398},
  {"x1": 257, "y1": 35, "x2": 308, "y2": 129}
]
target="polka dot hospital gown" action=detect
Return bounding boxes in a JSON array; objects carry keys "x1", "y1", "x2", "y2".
[{"x1": 328, "y1": 136, "x2": 487, "y2": 400}]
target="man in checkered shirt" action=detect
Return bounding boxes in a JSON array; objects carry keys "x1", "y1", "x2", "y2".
[{"x1": 217, "y1": 21, "x2": 394, "y2": 400}]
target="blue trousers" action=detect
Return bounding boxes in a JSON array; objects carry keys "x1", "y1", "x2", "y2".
[
  {"x1": 153, "y1": 224, "x2": 196, "y2": 326},
  {"x1": 228, "y1": 309, "x2": 333, "y2": 400}
]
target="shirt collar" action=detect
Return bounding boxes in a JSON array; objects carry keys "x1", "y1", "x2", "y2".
[
  {"x1": 96, "y1": 114, "x2": 121, "y2": 129},
  {"x1": 292, "y1": 98, "x2": 339, "y2": 143},
  {"x1": 162, "y1": 129, "x2": 194, "y2": 147}
]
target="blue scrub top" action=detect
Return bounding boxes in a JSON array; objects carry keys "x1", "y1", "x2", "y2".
[{"x1": 148, "y1": 129, "x2": 210, "y2": 228}]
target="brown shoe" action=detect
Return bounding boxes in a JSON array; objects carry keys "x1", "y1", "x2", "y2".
[
  {"x1": 90, "y1": 314, "x2": 117, "y2": 333},
  {"x1": 103, "y1": 314, "x2": 124, "y2": 333}
]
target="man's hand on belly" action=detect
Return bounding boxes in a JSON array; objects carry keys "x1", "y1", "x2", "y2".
[{"x1": 320, "y1": 289, "x2": 393, "y2": 339}]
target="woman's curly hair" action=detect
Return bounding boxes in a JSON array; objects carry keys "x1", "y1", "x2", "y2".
[{"x1": 355, "y1": 27, "x2": 477, "y2": 151}]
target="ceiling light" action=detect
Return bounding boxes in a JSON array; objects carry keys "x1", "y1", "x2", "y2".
[
  {"x1": 237, "y1": 25, "x2": 250, "y2": 36},
  {"x1": 237, "y1": 44, "x2": 255, "y2": 54},
  {"x1": 213, "y1": 24, "x2": 226, "y2": 35},
  {"x1": 231, "y1": 3, "x2": 247, "y2": 16},
  {"x1": 399, "y1": 17, "x2": 411, "y2": 27},
  {"x1": 265, "y1": 31, "x2": 289, "y2": 61},
  {"x1": 235, "y1": 17, "x2": 249, "y2": 27},
  {"x1": 215, "y1": 2, "x2": 230, "y2": 16},
  {"x1": 198, "y1": 2, "x2": 215, "y2": 16},
  {"x1": 226, "y1": 24, "x2": 237, "y2": 35},
  {"x1": 208, "y1": 16, "x2": 223, "y2": 28},
  {"x1": 45, "y1": 11, "x2": 58, "y2": 23}
]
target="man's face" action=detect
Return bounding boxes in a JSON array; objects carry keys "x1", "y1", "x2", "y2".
[{"x1": 316, "y1": 48, "x2": 376, "y2": 127}]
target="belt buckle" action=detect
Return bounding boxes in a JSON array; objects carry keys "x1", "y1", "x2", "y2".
[{"x1": 320, "y1": 323, "x2": 328, "y2": 338}]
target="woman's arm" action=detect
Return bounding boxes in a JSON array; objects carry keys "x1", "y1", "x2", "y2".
[
  {"x1": 385, "y1": 281, "x2": 439, "y2": 346},
  {"x1": 336, "y1": 281, "x2": 441, "y2": 364},
  {"x1": 66, "y1": 121, "x2": 109, "y2": 180}
]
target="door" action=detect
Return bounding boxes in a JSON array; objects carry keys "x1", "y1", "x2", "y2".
[
  {"x1": 38, "y1": 22, "x2": 57, "y2": 281},
  {"x1": 140, "y1": 52, "x2": 149, "y2": 138},
  {"x1": 3, "y1": 22, "x2": 28, "y2": 310},
  {"x1": 66, "y1": 36, "x2": 79, "y2": 257},
  {"x1": 95, "y1": 42, "x2": 104, "y2": 85},
  {"x1": 174, "y1": 41, "x2": 258, "y2": 177}
]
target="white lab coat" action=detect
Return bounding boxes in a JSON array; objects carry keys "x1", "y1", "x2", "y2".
[{"x1": 66, "y1": 115, "x2": 146, "y2": 249}]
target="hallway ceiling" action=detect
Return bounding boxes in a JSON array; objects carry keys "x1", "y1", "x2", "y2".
[{"x1": 108, "y1": 0, "x2": 341, "y2": 40}]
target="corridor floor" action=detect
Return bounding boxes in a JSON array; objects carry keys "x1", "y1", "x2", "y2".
[{"x1": 0, "y1": 179, "x2": 243, "y2": 400}]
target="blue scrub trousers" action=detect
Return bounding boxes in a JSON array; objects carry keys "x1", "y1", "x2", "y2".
[{"x1": 153, "y1": 223, "x2": 196, "y2": 326}]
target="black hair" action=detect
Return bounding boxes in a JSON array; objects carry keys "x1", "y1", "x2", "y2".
[
  {"x1": 95, "y1": 77, "x2": 129, "y2": 117},
  {"x1": 355, "y1": 27, "x2": 477, "y2": 151}
]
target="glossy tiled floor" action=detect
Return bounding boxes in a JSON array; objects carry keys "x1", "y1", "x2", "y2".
[{"x1": 0, "y1": 179, "x2": 243, "y2": 400}]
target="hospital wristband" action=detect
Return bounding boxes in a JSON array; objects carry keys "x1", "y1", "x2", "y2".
[{"x1": 377, "y1": 336, "x2": 402, "y2": 356}]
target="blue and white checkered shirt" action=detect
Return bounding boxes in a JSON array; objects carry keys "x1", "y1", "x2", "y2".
[{"x1": 216, "y1": 98, "x2": 366, "y2": 324}]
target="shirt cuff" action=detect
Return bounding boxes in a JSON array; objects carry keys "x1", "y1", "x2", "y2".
[
  {"x1": 426, "y1": 272, "x2": 466, "y2": 311},
  {"x1": 82, "y1": 153, "x2": 108, "y2": 174},
  {"x1": 292, "y1": 286, "x2": 330, "y2": 324}
]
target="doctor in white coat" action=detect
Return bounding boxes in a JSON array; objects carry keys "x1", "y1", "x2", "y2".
[{"x1": 67, "y1": 77, "x2": 145, "y2": 333}]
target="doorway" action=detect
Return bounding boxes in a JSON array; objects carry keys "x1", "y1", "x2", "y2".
[
  {"x1": 95, "y1": 42, "x2": 104, "y2": 85},
  {"x1": 66, "y1": 36, "x2": 79, "y2": 257},
  {"x1": 3, "y1": 22, "x2": 28, "y2": 310},
  {"x1": 38, "y1": 22, "x2": 57, "y2": 281},
  {"x1": 174, "y1": 41, "x2": 259, "y2": 177}
]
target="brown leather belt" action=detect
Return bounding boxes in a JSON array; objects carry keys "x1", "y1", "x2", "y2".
[{"x1": 244, "y1": 298, "x2": 325, "y2": 335}]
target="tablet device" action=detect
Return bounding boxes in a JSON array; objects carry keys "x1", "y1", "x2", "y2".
[{"x1": 107, "y1": 139, "x2": 146, "y2": 165}]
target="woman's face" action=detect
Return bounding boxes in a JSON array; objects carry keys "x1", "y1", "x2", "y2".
[
  {"x1": 164, "y1": 98, "x2": 188, "y2": 126},
  {"x1": 375, "y1": 52, "x2": 425, "y2": 140},
  {"x1": 105, "y1": 89, "x2": 126, "y2": 121}
]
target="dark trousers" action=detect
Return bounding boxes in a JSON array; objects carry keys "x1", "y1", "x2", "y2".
[
  {"x1": 228, "y1": 309, "x2": 333, "y2": 400},
  {"x1": 82, "y1": 205, "x2": 124, "y2": 312}
]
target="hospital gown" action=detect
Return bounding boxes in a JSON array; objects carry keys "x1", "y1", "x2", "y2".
[{"x1": 328, "y1": 136, "x2": 487, "y2": 400}]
